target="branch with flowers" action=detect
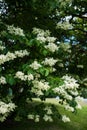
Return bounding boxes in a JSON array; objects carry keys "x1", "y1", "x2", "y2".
[{"x1": 0, "y1": 23, "x2": 83, "y2": 123}]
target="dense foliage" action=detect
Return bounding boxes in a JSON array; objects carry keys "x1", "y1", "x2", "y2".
[
  {"x1": 0, "y1": 0, "x2": 87, "y2": 123},
  {"x1": 1, "y1": 0, "x2": 87, "y2": 79}
]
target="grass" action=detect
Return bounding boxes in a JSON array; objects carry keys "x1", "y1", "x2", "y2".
[{"x1": 0, "y1": 98, "x2": 87, "y2": 130}]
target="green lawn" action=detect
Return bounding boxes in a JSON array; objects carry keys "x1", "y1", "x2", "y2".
[{"x1": 0, "y1": 99, "x2": 87, "y2": 130}]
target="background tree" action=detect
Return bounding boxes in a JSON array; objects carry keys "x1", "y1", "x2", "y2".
[{"x1": 1, "y1": 0, "x2": 87, "y2": 79}]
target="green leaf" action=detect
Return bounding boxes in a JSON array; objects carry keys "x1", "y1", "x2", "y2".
[
  {"x1": 6, "y1": 75, "x2": 16, "y2": 86},
  {"x1": 39, "y1": 67, "x2": 45, "y2": 75},
  {"x1": 45, "y1": 68, "x2": 49, "y2": 76},
  {"x1": 42, "y1": 50, "x2": 48, "y2": 56},
  {"x1": 0, "y1": 67, "x2": 2, "y2": 72}
]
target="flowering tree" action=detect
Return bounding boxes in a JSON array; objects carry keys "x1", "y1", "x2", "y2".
[
  {"x1": 1, "y1": 0, "x2": 87, "y2": 81},
  {"x1": 0, "y1": 20, "x2": 82, "y2": 123},
  {"x1": 0, "y1": 0, "x2": 87, "y2": 123}
]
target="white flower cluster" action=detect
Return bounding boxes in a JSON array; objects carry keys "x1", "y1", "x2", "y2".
[
  {"x1": 75, "y1": 96, "x2": 84, "y2": 102},
  {"x1": 64, "y1": 104, "x2": 74, "y2": 112},
  {"x1": 33, "y1": 28, "x2": 58, "y2": 52},
  {"x1": 0, "y1": 41, "x2": 5, "y2": 51},
  {"x1": 15, "y1": 71, "x2": 34, "y2": 81},
  {"x1": 0, "y1": 101, "x2": 16, "y2": 122},
  {"x1": 15, "y1": 50, "x2": 29, "y2": 57},
  {"x1": 52, "y1": 68, "x2": 56, "y2": 72},
  {"x1": 46, "y1": 36, "x2": 56, "y2": 43},
  {"x1": 62, "y1": 75, "x2": 79, "y2": 90},
  {"x1": 7, "y1": 25, "x2": 25, "y2": 36},
  {"x1": 5, "y1": 52, "x2": 16, "y2": 60},
  {"x1": 75, "y1": 96, "x2": 83, "y2": 109},
  {"x1": 36, "y1": 36, "x2": 46, "y2": 43},
  {"x1": 58, "y1": 63, "x2": 64, "y2": 67},
  {"x1": 59, "y1": 0, "x2": 72, "y2": 8},
  {"x1": 0, "y1": 49, "x2": 29, "y2": 65},
  {"x1": 54, "y1": 87, "x2": 73, "y2": 100},
  {"x1": 77, "y1": 65, "x2": 84, "y2": 69},
  {"x1": 33, "y1": 28, "x2": 50, "y2": 38},
  {"x1": 60, "y1": 42, "x2": 71, "y2": 53},
  {"x1": 76, "y1": 103, "x2": 82, "y2": 109},
  {"x1": 45, "y1": 43, "x2": 58, "y2": 53},
  {"x1": 27, "y1": 114, "x2": 34, "y2": 120},
  {"x1": 30, "y1": 61, "x2": 42, "y2": 70},
  {"x1": 33, "y1": 28, "x2": 49, "y2": 43},
  {"x1": 62, "y1": 115, "x2": 70, "y2": 123},
  {"x1": 43, "y1": 106, "x2": 53, "y2": 122},
  {"x1": 42, "y1": 57, "x2": 58, "y2": 66},
  {"x1": 0, "y1": 76, "x2": 6, "y2": 84},
  {"x1": 54, "y1": 75, "x2": 79, "y2": 101},
  {"x1": 44, "y1": 106, "x2": 53, "y2": 115},
  {"x1": 27, "y1": 114, "x2": 40, "y2": 122},
  {"x1": 54, "y1": 75, "x2": 82, "y2": 119},
  {"x1": 31, "y1": 80, "x2": 50, "y2": 96},
  {"x1": 56, "y1": 21, "x2": 73, "y2": 30},
  {"x1": 0, "y1": 45, "x2": 5, "y2": 51},
  {"x1": 43, "y1": 114, "x2": 53, "y2": 122},
  {"x1": 27, "y1": 106, "x2": 53, "y2": 122}
]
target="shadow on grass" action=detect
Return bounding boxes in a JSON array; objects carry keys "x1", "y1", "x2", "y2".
[
  {"x1": 0, "y1": 116, "x2": 87, "y2": 130},
  {"x1": 0, "y1": 99, "x2": 87, "y2": 130}
]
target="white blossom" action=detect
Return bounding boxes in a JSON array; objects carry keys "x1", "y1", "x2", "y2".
[
  {"x1": 15, "y1": 50, "x2": 29, "y2": 57},
  {"x1": 35, "y1": 115, "x2": 40, "y2": 122},
  {"x1": 53, "y1": 75, "x2": 79, "y2": 102},
  {"x1": 54, "y1": 87, "x2": 73, "y2": 101},
  {"x1": 70, "y1": 91, "x2": 78, "y2": 96},
  {"x1": 45, "y1": 43, "x2": 58, "y2": 52},
  {"x1": 15, "y1": 71, "x2": 34, "y2": 81},
  {"x1": 7, "y1": 25, "x2": 25, "y2": 36},
  {"x1": 77, "y1": 65, "x2": 84, "y2": 68},
  {"x1": 30, "y1": 61, "x2": 41, "y2": 70},
  {"x1": 43, "y1": 114, "x2": 53, "y2": 122},
  {"x1": 75, "y1": 96, "x2": 84, "y2": 102},
  {"x1": 46, "y1": 36, "x2": 56, "y2": 43},
  {"x1": 6, "y1": 52, "x2": 16, "y2": 61},
  {"x1": 36, "y1": 36, "x2": 46, "y2": 43},
  {"x1": 33, "y1": 28, "x2": 50, "y2": 37},
  {"x1": 31, "y1": 80, "x2": 50, "y2": 96},
  {"x1": 42, "y1": 58, "x2": 58, "y2": 66},
  {"x1": 62, "y1": 115, "x2": 70, "y2": 122},
  {"x1": 0, "y1": 45, "x2": 5, "y2": 51},
  {"x1": 64, "y1": 94, "x2": 72, "y2": 100},
  {"x1": 0, "y1": 76, "x2": 6, "y2": 84},
  {"x1": 76, "y1": 103, "x2": 82, "y2": 109},
  {"x1": 27, "y1": 114, "x2": 34, "y2": 120},
  {"x1": 56, "y1": 21, "x2": 73, "y2": 30},
  {"x1": 0, "y1": 55, "x2": 6, "y2": 64},
  {"x1": 0, "y1": 101, "x2": 16, "y2": 122},
  {"x1": 64, "y1": 105, "x2": 74, "y2": 112},
  {"x1": 58, "y1": 63, "x2": 64, "y2": 67},
  {"x1": 44, "y1": 106, "x2": 53, "y2": 115},
  {"x1": 15, "y1": 71, "x2": 24, "y2": 80},
  {"x1": 0, "y1": 50, "x2": 29, "y2": 65},
  {"x1": 62, "y1": 75, "x2": 79, "y2": 89},
  {"x1": 52, "y1": 68, "x2": 56, "y2": 72},
  {"x1": 60, "y1": 43, "x2": 71, "y2": 52},
  {"x1": 27, "y1": 74, "x2": 34, "y2": 81},
  {"x1": 32, "y1": 28, "x2": 53, "y2": 44}
]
